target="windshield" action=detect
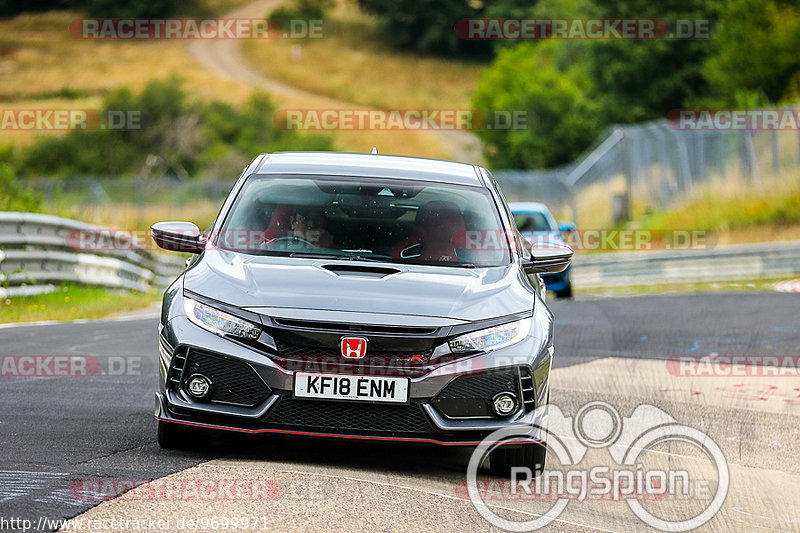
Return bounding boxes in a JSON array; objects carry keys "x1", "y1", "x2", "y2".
[
  {"x1": 216, "y1": 175, "x2": 511, "y2": 267},
  {"x1": 513, "y1": 212, "x2": 555, "y2": 232}
]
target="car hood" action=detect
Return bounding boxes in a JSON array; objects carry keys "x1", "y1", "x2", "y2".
[{"x1": 183, "y1": 250, "x2": 533, "y2": 323}]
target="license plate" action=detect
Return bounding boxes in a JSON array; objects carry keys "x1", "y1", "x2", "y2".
[{"x1": 293, "y1": 373, "x2": 409, "y2": 403}]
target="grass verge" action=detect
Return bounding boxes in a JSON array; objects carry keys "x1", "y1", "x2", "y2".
[
  {"x1": 0, "y1": 284, "x2": 162, "y2": 323},
  {"x1": 576, "y1": 277, "x2": 794, "y2": 298}
]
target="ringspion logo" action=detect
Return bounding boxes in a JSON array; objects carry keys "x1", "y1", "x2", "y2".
[{"x1": 466, "y1": 401, "x2": 728, "y2": 531}]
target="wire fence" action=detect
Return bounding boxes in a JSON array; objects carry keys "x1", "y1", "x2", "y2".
[{"x1": 495, "y1": 115, "x2": 800, "y2": 226}]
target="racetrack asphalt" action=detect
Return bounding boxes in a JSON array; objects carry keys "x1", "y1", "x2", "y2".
[{"x1": 1, "y1": 292, "x2": 798, "y2": 532}]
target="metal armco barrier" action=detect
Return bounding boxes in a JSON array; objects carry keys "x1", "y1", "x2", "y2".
[
  {"x1": 2, "y1": 212, "x2": 797, "y2": 297},
  {"x1": 0, "y1": 212, "x2": 185, "y2": 298},
  {"x1": 572, "y1": 240, "x2": 800, "y2": 288}
]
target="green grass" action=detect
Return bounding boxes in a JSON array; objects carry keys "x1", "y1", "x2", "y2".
[
  {"x1": 642, "y1": 184, "x2": 800, "y2": 233},
  {"x1": 576, "y1": 277, "x2": 793, "y2": 298},
  {"x1": 0, "y1": 284, "x2": 161, "y2": 323}
]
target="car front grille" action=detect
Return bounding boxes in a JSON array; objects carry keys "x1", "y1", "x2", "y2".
[
  {"x1": 274, "y1": 340, "x2": 433, "y2": 359},
  {"x1": 184, "y1": 349, "x2": 270, "y2": 407},
  {"x1": 266, "y1": 397, "x2": 434, "y2": 434},
  {"x1": 272, "y1": 340, "x2": 434, "y2": 377}
]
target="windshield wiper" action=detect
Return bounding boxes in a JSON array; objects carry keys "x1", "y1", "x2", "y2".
[
  {"x1": 288, "y1": 252, "x2": 382, "y2": 262},
  {"x1": 288, "y1": 252, "x2": 340, "y2": 260},
  {"x1": 288, "y1": 252, "x2": 477, "y2": 267}
]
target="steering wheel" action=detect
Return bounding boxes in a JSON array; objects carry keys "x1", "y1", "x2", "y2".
[{"x1": 262, "y1": 236, "x2": 318, "y2": 250}]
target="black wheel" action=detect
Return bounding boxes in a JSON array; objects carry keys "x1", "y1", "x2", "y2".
[
  {"x1": 555, "y1": 281, "x2": 573, "y2": 299},
  {"x1": 488, "y1": 441, "x2": 547, "y2": 478},
  {"x1": 157, "y1": 420, "x2": 190, "y2": 450}
]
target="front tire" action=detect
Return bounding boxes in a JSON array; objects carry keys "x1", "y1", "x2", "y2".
[
  {"x1": 157, "y1": 420, "x2": 189, "y2": 450},
  {"x1": 488, "y1": 441, "x2": 547, "y2": 478}
]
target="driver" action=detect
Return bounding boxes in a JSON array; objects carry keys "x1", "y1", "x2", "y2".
[{"x1": 289, "y1": 206, "x2": 335, "y2": 248}]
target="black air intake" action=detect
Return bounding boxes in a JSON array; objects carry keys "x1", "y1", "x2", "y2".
[{"x1": 183, "y1": 349, "x2": 270, "y2": 407}]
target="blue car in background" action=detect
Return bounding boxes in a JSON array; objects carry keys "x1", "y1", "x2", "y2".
[{"x1": 510, "y1": 202, "x2": 575, "y2": 298}]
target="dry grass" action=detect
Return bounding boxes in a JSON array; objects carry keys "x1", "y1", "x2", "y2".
[
  {"x1": 241, "y1": 1, "x2": 486, "y2": 111},
  {"x1": 51, "y1": 202, "x2": 224, "y2": 231},
  {"x1": 0, "y1": 8, "x2": 450, "y2": 157}
]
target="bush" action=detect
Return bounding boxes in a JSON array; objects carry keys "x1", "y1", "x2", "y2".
[
  {"x1": 356, "y1": 0, "x2": 492, "y2": 57},
  {"x1": 14, "y1": 78, "x2": 333, "y2": 178},
  {"x1": 473, "y1": 42, "x2": 603, "y2": 168},
  {"x1": 270, "y1": 0, "x2": 334, "y2": 21},
  {"x1": 0, "y1": 164, "x2": 41, "y2": 212},
  {"x1": 1, "y1": 0, "x2": 205, "y2": 18},
  {"x1": 474, "y1": 0, "x2": 719, "y2": 168}
]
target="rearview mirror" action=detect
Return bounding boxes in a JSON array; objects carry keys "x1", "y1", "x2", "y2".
[
  {"x1": 151, "y1": 221, "x2": 205, "y2": 254},
  {"x1": 522, "y1": 241, "x2": 573, "y2": 274}
]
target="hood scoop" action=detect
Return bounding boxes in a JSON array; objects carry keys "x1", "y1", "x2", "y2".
[{"x1": 321, "y1": 263, "x2": 401, "y2": 279}]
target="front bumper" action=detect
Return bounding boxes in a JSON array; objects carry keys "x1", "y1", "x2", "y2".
[
  {"x1": 155, "y1": 392, "x2": 546, "y2": 446},
  {"x1": 157, "y1": 298, "x2": 554, "y2": 446}
]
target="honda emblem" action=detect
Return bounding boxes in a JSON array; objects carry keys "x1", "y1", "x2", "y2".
[{"x1": 341, "y1": 337, "x2": 368, "y2": 359}]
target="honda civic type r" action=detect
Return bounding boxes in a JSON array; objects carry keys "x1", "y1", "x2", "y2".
[{"x1": 151, "y1": 151, "x2": 572, "y2": 474}]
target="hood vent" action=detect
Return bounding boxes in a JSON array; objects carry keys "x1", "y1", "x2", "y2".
[{"x1": 321, "y1": 264, "x2": 400, "y2": 278}]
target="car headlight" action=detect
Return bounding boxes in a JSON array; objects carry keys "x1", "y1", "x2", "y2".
[
  {"x1": 184, "y1": 297, "x2": 260, "y2": 339},
  {"x1": 448, "y1": 317, "x2": 531, "y2": 353}
]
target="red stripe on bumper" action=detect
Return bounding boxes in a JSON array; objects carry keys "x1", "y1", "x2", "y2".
[{"x1": 156, "y1": 416, "x2": 540, "y2": 446}]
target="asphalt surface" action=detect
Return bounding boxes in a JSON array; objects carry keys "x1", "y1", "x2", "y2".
[{"x1": 0, "y1": 292, "x2": 798, "y2": 532}]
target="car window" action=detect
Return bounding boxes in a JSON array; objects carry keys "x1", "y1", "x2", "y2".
[
  {"x1": 217, "y1": 175, "x2": 511, "y2": 267},
  {"x1": 513, "y1": 212, "x2": 554, "y2": 232}
]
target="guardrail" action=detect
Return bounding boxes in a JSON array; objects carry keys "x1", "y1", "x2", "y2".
[
  {"x1": 0, "y1": 212, "x2": 185, "y2": 298},
  {"x1": 572, "y1": 241, "x2": 800, "y2": 288},
  {"x1": 2, "y1": 212, "x2": 797, "y2": 297}
]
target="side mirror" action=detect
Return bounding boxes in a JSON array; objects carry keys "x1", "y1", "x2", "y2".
[
  {"x1": 522, "y1": 241, "x2": 573, "y2": 274},
  {"x1": 559, "y1": 222, "x2": 576, "y2": 235},
  {"x1": 151, "y1": 221, "x2": 205, "y2": 253}
]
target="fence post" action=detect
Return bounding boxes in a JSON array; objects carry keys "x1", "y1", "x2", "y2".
[
  {"x1": 673, "y1": 131, "x2": 693, "y2": 194},
  {"x1": 618, "y1": 130, "x2": 633, "y2": 223},
  {"x1": 771, "y1": 129, "x2": 779, "y2": 175},
  {"x1": 743, "y1": 130, "x2": 762, "y2": 191}
]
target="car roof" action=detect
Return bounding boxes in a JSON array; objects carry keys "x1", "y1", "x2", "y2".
[
  {"x1": 253, "y1": 152, "x2": 483, "y2": 186},
  {"x1": 508, "y1": 202, "x2": 553, "y2": 214}
]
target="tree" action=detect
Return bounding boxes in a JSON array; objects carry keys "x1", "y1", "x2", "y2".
[
  {"x1": 473, "y1": 41, "x2": 603, "y2": 168},
  {"x1": 702, "y1": 0, "x2": 800, "y2": 106}
]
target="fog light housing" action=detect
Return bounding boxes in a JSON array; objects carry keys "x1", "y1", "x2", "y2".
[
  {"x1": 186, "y1": 374, "x2": 212, "y2": 399},
  {"x1": 491, "y1": 392, "x2": 518, "y2": 417}
]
